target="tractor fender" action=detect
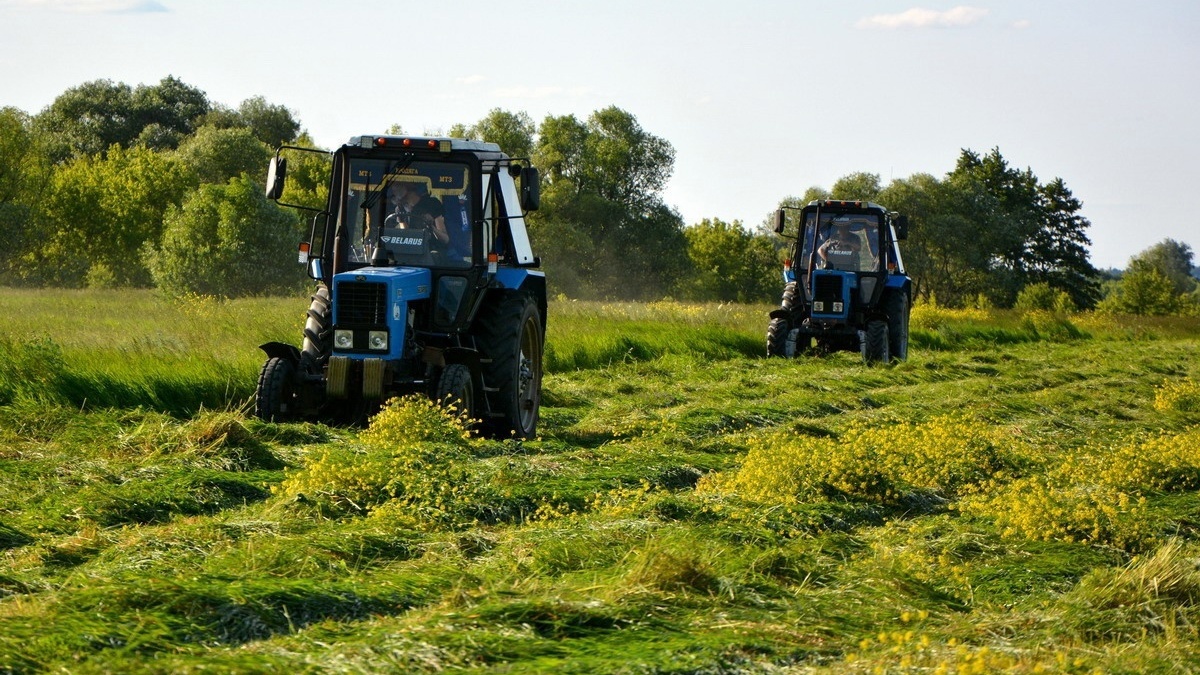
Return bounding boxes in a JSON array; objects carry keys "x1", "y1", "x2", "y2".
[
  {"x1": 769, "y1": 308, "x2": 792, "y2": 320},
  {"x1": 259, "y1": 341, "x2": 303, "y2": 365},
  {"x1": 443, "y1": 346, "x2": 482, "y2": 372},
  {"x1": 488, "y1": 269, "x2": 547, "y2": 333}
]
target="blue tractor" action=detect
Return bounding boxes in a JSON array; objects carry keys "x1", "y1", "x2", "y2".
[
  {"x1": 766, "y1": 200, "x2": 912, "y2": 363},
  {"x1": 255, "y1": 135, "x2": 546, "y2": 438}
]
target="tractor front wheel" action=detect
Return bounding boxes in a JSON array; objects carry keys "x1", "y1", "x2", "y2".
[
  {"x1": 436, "y1": 363, "x2": 476, "y2": 422},
  {"x1": 862, "y1": 320, "x2": 890, "y2": 365},
  {"x1": 255, "y1": 357, "x2": 297, "y2": 422}
]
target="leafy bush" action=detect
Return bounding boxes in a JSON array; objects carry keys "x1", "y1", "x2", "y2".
[
  {"x1": 144, "y1": 175, "x2": 305, "y2": 298},
  {"x1": 1015, "y1": 282, "x2": 1075, "y2": 313}
]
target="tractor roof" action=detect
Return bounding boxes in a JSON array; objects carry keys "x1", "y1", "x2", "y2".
[{"x1": 347, "y1": 135, "x2": 505, "y2": 155}]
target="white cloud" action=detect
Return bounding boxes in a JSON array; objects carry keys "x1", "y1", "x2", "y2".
[
  {"x1": 454, "y1": 75, "x2": 486, "y2": 86},
  {"x1": 1011, "y1": 18, "x2": 1033, "y2": 29},
  {"x1": 0, "y1": 0, "x2": 167, "y2": 12},
  {"x1": 856, "y1": 6, "x2": 988, "y2": 29}
]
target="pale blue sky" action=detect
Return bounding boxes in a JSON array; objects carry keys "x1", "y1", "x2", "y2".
[{"x1": 2, "y1": 0, "x2": 1196, "y2": 269}]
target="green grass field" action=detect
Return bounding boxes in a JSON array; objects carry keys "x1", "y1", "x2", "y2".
[{"x1": 1, "y1": 288, "x2": 1199, "y2": 673}]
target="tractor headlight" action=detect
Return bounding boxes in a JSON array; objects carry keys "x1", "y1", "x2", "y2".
[
  {"x1": 368, "y1": 330, "x2": 388, "y2": 351},
  {"x1": 334, "y1": 330, "x2": 354, "y2": 349}
]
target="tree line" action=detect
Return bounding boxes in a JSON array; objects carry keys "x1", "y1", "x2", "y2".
[{"x1": 1, "y1": 76, "x2": 1196, "y2": 313}]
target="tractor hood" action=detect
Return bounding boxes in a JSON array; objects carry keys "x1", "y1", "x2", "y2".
[{"x1": 330, "y1": 266, "x2": 432, "y2": 360}]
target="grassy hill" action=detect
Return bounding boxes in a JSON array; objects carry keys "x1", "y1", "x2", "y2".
[{"x1": 1, "y1": 289, "x2": 1198, "y2": 673}]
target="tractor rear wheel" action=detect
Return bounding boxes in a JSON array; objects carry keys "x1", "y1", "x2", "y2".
[
  {"x1": 862, "y1": 320, "x2": 890, "y2": 364},
  {"x1": 886, "y1": 291, "x2": 910, "y2": 361},
  {"x1": 766, "y1": 317, "x2": 790, "y2": 357},
  {"x1": 301, "y1": 284, "x2": 332, "y2": 369},
  {"x1": 436, "y1": 363, "x2": 475, "y2": 422},
  {"x1": 767, "y1": 281, "x2": 800, "y2": 357},
  {"x1": 255, "y1": 357, "x2": 297, "y2": 422},
  {"x1": 477, "y1": 293, "x2": 543, "y2": 439}
]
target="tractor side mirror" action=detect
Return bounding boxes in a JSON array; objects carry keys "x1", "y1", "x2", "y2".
[
  {"x1": 773, "y1": 209, "x2": 787, "y2": 235},
  {"x1": 893, "y1": 215, "x2": 909, "y2": 241},
  {"x1": 521, "y1": 166, "x2": 541, "y2": 212},
  {"x1": 265, "y1": 156, "x2": 288, "y2": 200}
]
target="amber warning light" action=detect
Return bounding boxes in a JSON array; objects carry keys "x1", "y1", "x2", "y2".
[{"x1": 297, "y1": 242, "x2": 310, "y2": 264}]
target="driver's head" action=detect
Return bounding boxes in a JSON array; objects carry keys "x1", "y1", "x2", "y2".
[{"x1": 388, "y1": 183, "x2": 407, "y2": 207}]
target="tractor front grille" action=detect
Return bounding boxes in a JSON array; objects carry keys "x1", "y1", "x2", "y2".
[
  {"x1": 336, "y1": 281, "x2": 387, "y2": 325},
  {"x1": 813, "y1": 274, "x2": 844, "y2": 307}
]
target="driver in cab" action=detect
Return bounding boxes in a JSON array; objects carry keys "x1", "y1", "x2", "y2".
[
  {"x1": 384, "y1": 181, "x2": 450, "y2": 246},
  {"x1": 817, "y1": 219, "x2": 862, "y2": 269}
]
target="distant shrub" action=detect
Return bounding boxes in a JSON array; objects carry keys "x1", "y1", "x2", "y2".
[{"x1": 1015, "y1": 282, "x2": 1075, "y2": 313}]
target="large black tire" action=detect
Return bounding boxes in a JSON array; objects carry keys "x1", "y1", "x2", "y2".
[
  {"x1": 862, "y1": 320, "x2": 890, "y2": 364},
  {"x1": 476, "y1": 293, "x2": 543, "y2": 439},
  {"x1": 766, "y1": 317, "x2": 790, "y2": 357},
  {"x1": 301, "y1": 284, "x2": 332, "y2": 369},
  {"x1": 885, "y1": 291, "x2": 910, "y2": 361},
  {"x1": 436, "y1": 363, "x2": 475, "y2": 421},
  {"x1": 255, "y1": 357, "x2": 297, "y2": 422},
  {"x1": 767, "y1": 281, "x2": 800, "y2": 357}
]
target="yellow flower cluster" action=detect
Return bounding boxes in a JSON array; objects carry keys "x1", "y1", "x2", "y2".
[
  {"x1": 844, "y1": 631, "x2": 1089, "y2": 674},
  {"x1": 1153, "y1": 377, "x2": 1200, "y2": 413},
  {"x1": 697, "y1": 418, "x2": 1010, "y2": 506},
  {"x1": 274, "y1": 396, "x2": 482, "y2": 524},
  {"x1": 960, "y1": 428, "x2": 1200, "y2": 549},
  {"x1": 961, "y1": 473, "x2": 1150, "y2": 549}
]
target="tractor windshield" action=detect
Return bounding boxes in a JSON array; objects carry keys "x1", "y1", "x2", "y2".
[
  {"x1": 799, "y1": 211, "x2": 881, "y2": 273},
  {"x1": 343, "y1": 158, "x2": 474, "y2": 269}
]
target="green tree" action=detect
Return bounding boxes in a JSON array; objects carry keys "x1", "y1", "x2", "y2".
[
  {"x1": 1099, "y1": 266, "x2": 1180, "y2": 315},
  {"x1": 35, "y1": 76, "x2": 211, "y2": 162},
  {"x1": 529, "y1": 107, "x2": 686, "y2": 299},
  {"x1": 830, "y1": 172, "x2": 882, "y2": 201},
  {"x1": 449, "y1": 108, "x2": 535, "y2": 158},
  {"x1": 132, "y1": 75, "x2": 210, "y2": 150},
  {"x1": 0, "y1": 107, "x2": 50, "y2": 283},
  {"x1": 198, "y1": 97, "x2": 301, "y2": 149},
  {"x1": 235, "y1": 96, "x2": 301, "y2": 148},
  {"x1": 1026, "y1": 178, "x2": 1100, "y2": 309},
  {"x1": 175, "y1": 125, "x2": 272, "y2": 186},
  {"x1": 26, "y1": 145, "x2": 193, "y2": 287},
  {"x1": 1128, "y1": 239, "x2": 1196, "y2": 296},
  {"x1": 145, "y1": 175, "x2": 305, "y2": 297},
  {"x1": 681, "y1": 218, "x2": 779, "y2": 302}
]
